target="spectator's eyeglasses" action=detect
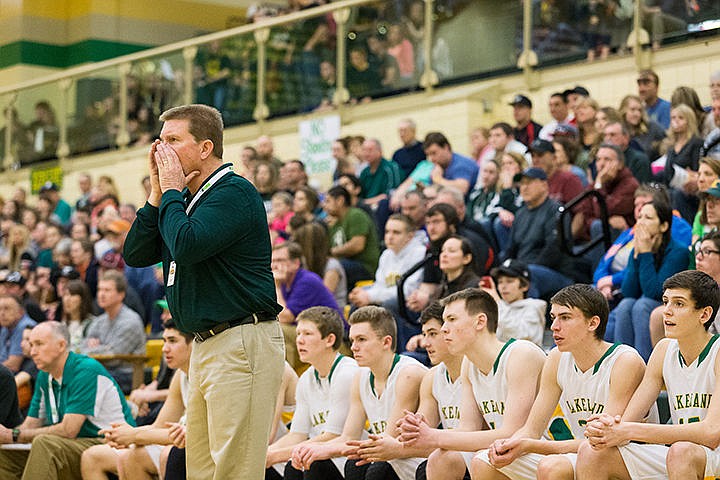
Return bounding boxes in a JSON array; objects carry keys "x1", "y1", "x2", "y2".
[{"x1": 696, "y1": 248, "x2": 720, "y2": 259}]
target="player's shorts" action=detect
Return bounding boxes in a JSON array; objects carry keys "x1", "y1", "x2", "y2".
[
  {"x1": 460, "y1": 451, "x2": 475, "y2": 470},
  {"x1": 620, "y1": 441, "x2": 720, "y2": 479},
  {"x1": 111, "y1": 444, "x2": 163, "y2": 472},
  {"x1": 389, "y1": 457, "x2": 425, "y2": 480},
  {"x1": 473, "y1": 449, "x2": 577, "y2": 479},
  {"x1": 144, "y1": 444, "x2": 163, "y2": 470},
  {"x1": 619, "y1": 443, "x2": 669, "y2": 479},
  {"x1": 704, "y1": 444, "x2": 720, "y2": 478}
]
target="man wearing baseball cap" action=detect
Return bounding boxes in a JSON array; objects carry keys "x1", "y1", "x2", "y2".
[
  {"x1": 0, "y1": 272, "x2": 45, "y2": 323},
  {"x1": 505, "y1": 167, "x2": 576, "y2": 299},
  {"x1": 562, "y1": 85, "x2": 590, "y2": 114},
  {"x1": 528, "y1": 138, "x2": 584, "y2": 207},
  {"x1": 510, "y1": 94, "x2": 543, "y2": 147}
]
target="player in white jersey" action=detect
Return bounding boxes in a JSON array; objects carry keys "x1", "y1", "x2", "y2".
[
  {"x1": 398, "y1": 288, "x2": 546, "y2": 480},
  {"x1": 265, "y1": 307, "x2": 358, "y2": 480},
  {"x1": 291, "y1": 306, "x2": 427, "y2": 480},
  {"x1": 406, "y1": 302, "x2": 464, "y2": 479},
  {"x1": 334, "y1": 302, "x2": 464, "y2": 479},
  {"x1": 579, "y1": 270, "x2": 720, "y2": 480},
  {"x1": 475, "y1": 283, "x2": 646, "y2": 480}
]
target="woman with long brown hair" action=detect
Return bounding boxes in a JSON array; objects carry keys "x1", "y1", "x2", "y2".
[
  {"x1": 610, "y1": 199, "x2": 689, "y2": 360},
  {"x1": 438, "y1": 235, "x2": 480, "y2": 298},
  {"x1": 61, "y1": 279, "x2": 95, "y2": 351},
  {"x1": 292, "y1": 186, "x2": 320, "y2": 223},
  {"x1": 671, "y1": 85, "x2": 713, "y2": 136},
  {"x1": 253, "y1": 161, "x2": 279, "y2": 212},
  {"x1": 292, "y1": 221, "x2": 347, "y2": 309}
]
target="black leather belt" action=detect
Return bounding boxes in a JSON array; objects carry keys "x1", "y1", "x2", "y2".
[{"x1": 193, "y1": 312, "x2": 276, "y2": 342}]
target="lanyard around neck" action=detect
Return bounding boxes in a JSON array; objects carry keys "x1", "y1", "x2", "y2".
[
  {"x1": 47, "y1": 375, "x2": 60, "y2": 424},
  {"x1": 185, "y1": 165, "x2": 234, "y2": 215}
]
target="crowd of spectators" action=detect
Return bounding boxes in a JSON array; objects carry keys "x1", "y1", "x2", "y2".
[
  {"x1": 3, "y1": 63, "x2": 183, "y2": 168},
  {"x1": 6, "y1": 64, "x2": 715, "y2": 381},
  {"x1": 2, "y1": 4, "x2": 720, "y2": 479},
  {"x1": 0, "y1": 68, "x2": 718, "y2": 480},
  {"x1": 0, "y1": 174, "x2": 166, "y2": 391}
]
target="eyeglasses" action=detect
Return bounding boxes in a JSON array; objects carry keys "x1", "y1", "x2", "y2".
[{"x1": 696, "y1": 248, "x2": 720, "y2": 259}]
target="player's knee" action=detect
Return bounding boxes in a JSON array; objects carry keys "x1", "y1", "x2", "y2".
[
  {"x1": 470, "y1": 453, "x2": 495, "y2": 478},
  {"x1": 537, "y1": 455, "x2": 573, "y2": 480},
  {"x1": 576, "y1": 440, "x2": 604, "y2": 467},
  {"x1": 426, "y1": 449, "x2": 448, "y2": 474},
  {"x1": 667, "y1": 441, "x2": 705, "y2": 471},
  {"x1": 427, "y1": 449, "x2": 463, "y2": 478},
  {"x1": 117, "y1": 448, "x2": 134, "y2": 466}
]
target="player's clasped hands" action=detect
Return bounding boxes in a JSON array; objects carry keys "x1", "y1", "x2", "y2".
[
  {"x1": 99, "y1": 422, "x2": 134, "y2": 449},
  {"x1": 345, "y1": 435, "x2": 394, "y2": 465},
  {"x1": 166, "y1": 421, "x2": 186, "y2": 448},
  {"x1": 583, "y1": 413, "x2": 626, "y2": 450},
  {"x1": 487, "y1": 437, "x2": 525, "y2": 468},
  {"x1": 290, "y1": 443, "x2": 330, "y2": 471},
  {"x1": 397, "y1": 410, "x2": 433, "y2": 449}
]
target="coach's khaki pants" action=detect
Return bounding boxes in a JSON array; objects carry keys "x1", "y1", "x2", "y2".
[
  {"x1": 186, "y1": 320, "x2": 285, "y2": 480},
  {"x1": 0, "y1": 434, "x2": 101, "y2": 480}
]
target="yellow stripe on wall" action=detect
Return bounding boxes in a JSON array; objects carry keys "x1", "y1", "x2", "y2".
[{"x1": 17, "y1": 0, "x2": 245, "y2": 30}]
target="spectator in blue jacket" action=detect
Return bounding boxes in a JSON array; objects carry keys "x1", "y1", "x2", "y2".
[
  {"x1": 594, "y1": 184, "x2": 692, "y2": 305},
  {"x1": 610, "y1": 199, "x2": 689, "y2": 360}
]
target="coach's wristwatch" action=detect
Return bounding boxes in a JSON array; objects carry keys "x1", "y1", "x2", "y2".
[{"x1": 11, "y1": 428, "x2": 20, "y2": 443}]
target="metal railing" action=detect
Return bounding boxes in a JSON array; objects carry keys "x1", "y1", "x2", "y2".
[{"x1": 1, "y1": 0, "x2": 718, "y2": 170}]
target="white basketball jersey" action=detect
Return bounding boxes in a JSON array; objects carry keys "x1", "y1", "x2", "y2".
[
  {"x1": 467, "y1": 339, "x2": 543, "y2": 430},
  {"x1": 291, "y1": 354, "x2": 358, "y2": 438},
  {"x1": 663, "y1": 335, "x2": 720, "y2": 425},
  {"x1": 432, "y1": 363, "x2": 462, "y2": 430},
  {"x1": 358, "y1": 353, "x2": 427, "y2": 480},
  {"x1": 359, "y1": 353, "x2": 426, "y2": 434},
  {"x1": 555, "y1": 343, "x2": 639, "y2": 438}
]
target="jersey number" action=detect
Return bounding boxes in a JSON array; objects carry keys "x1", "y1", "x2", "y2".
[{"x1": 678, "y1": 416, "x2": 700, "y2": 424}]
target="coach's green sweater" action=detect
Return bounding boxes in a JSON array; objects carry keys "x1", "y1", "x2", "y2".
[{"x1": 124, "y1": 164, "x2": 281, "y2": 334}]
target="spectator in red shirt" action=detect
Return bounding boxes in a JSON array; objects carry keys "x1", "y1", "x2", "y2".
[{"x1": 528, "y1": 139, "x2": 583, "y2": 204}]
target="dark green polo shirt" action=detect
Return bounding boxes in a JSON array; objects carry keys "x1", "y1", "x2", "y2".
[{"x1": 124, "y1": 164, "x2": 281, "y2": 334}]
